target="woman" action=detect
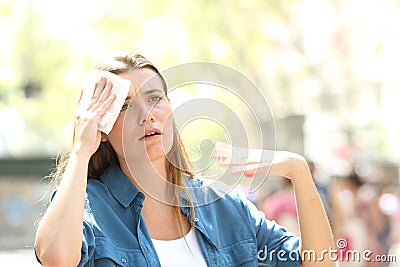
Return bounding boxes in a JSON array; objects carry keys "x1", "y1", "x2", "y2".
[{"x1": 35, "y1": 51, "x2": 335, "y2": 266}]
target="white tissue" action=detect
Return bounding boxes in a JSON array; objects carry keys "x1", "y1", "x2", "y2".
[{"x1": 74, "y1": 69, "x2": 131, "y2": 134}]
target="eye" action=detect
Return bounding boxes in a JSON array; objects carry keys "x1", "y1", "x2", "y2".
[
  {"x1": 149, "y1": 95, "x2": 162, "y2": 103},
  {"x1": 120, "y1": 103, "x2": 132, "y2": 112}
]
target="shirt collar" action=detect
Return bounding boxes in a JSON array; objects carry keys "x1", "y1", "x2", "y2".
[{"x1": 99, "y1": 166, "x2": 142, "y2": 208}]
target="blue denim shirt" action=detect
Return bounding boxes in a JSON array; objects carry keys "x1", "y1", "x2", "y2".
[{"x1": 75, "y1": 166, "x2": 301, "y2": 267}]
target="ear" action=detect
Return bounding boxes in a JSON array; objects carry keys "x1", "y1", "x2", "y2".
[{"x1": 101, "y1": 132, "x2": 108, "y2": 142}]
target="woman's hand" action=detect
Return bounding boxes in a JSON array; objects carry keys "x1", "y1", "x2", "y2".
[
  {"x1": 212, "y1": 141, "x2": 309, "y2": 180},
  {"x1": 73, "y1": 77, "x2": 115, "y2": 158},
  {"x1": 213, "y1": 142, "x2": 335, "y2": 267}
]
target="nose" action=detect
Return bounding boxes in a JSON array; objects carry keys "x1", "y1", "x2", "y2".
[{"x1": 138, "y1": 100, "x2": 155, "y2": 125}]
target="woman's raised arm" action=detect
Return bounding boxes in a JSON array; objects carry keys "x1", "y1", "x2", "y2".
[
  {"x1": 213, "y1": 142, "x2": 336, "y2": 267},
  {"x1": 35, "y1": 78, "x2": 115, "y2": 267}
]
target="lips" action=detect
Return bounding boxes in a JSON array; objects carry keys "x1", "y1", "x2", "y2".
[{"x1": 139, "y1": 128, "x2": 162, "y2": 140}]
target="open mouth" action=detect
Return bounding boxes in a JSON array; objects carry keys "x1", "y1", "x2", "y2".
[{"x1": 139, "y1": 130, "x2": 162, "y2": 140}]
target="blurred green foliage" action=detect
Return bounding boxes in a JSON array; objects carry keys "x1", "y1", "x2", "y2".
[{"x1": 1, "y1": 0, "x2": 399, "y2": 163}]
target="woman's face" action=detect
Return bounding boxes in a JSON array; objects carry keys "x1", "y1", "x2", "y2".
[{"x1": 103, "y1": 68, "x2": 174, "y2": 165}]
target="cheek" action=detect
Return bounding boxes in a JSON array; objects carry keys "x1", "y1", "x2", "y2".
[
  {"x1": 155, "y1": 106, "x2": 173, "y2": 134},
  {"x1": 106, "y1": 117, "x2": 124, "y2": 151},
  {"x1": 155, "y1": 101, "x2": 173, "y2": 123},
  {"x1": 153, "y1": 103, "x2": 174, "y2": 150}
]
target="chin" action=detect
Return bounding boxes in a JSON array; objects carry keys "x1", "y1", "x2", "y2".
[
  {"x1": 146, "y1": 139, "x2": 173, "y2": 157},
  {"x1": 145, "y1": 147, "x2": 168, "y2": 161}
]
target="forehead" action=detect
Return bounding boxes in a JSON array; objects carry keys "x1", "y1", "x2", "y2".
[{"x1": 118, "y1": 68, "x2": 164, "y2": 95}]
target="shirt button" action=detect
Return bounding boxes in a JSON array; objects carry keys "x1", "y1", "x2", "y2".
[
  {"x1": 194, "y1": 217, "x2": 199, "y2": 222},
  {"x1": 121, "y1": 258, "x2": 127, "y2": 263}
]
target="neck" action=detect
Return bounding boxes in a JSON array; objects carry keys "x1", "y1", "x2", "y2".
[{"x1": 119, "y1": 157, "x2": 177, "y2": 205}]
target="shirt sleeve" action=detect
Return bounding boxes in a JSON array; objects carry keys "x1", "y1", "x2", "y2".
[
  {"x1": 77, "y1": 196, "x2": 96, "y2": 267},
  {"x1": 34, "y1": 222, "x2": 95, "y2": 267},
  {"x1": 34, "y1": 191, "x2": 96, "y2": 267},
  {"x1": 241, "y1": 195, "x2": 302, "y2": 267}
]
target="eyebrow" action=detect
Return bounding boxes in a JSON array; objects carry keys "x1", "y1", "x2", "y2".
[
  {"x1": 124, "y1": 88, "x2": 165, "y2": 102},
  {"x1": 143, "y1": 88, "x2": 164, "y2": 95}
]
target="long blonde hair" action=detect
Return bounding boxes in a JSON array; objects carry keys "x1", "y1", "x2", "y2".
[{"x1": 52, "y1": 51, "x2": 196, "y2": 229}]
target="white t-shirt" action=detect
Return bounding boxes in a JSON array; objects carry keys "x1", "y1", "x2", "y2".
[{"x1": 151, "y1": 228, "x2": 207, "y2": 267}]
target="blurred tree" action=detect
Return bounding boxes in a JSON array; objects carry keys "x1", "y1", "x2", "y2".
[{"x1": 0, "y1": 0, "x2": 399, "y2": 163}]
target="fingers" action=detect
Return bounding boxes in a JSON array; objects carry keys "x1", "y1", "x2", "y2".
[
  {"x1": 213, "y1": 142, "x2": 246, "y2": 166},
  {"x1": 213, "y1": 142, "x2": 255, "y2": 166},
  {"x1": 232, "y1": 162, "x2": 270, "y2": 177},
  {"x1": 86, "y1": 78, "x2": 114, "y2": 113},
  {"x1": 97, "y1": 81, "x2": 113, "y2": 103},
  {"x1": 213, "y1": 142, "x2": 278, "y2": 179},
  {"x1": 92, "y1": 77, "x2": 106, "y2": 100},
  {"x1": 90, "y1": 83, "x2": 115, "y2": 117},
  {"x1": 213, "y1": 141, "x2": 231, "y2": 155},
  {"x1": 98, "y1": 91, "x2": 116, "y2": 115},
  {"x1": 213, "y1": 142, "x2": 305, "y2": 179},
  {"x1": 212, "y1": 141, "x2": 232, "y2": 164}
]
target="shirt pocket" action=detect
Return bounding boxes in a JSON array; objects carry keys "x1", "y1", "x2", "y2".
[
  {"x1": 93, "y1": 237, "x2": 147, "y2": 267},
  {"x1": 218, "y1": 238, "x2": 257, "y2": 266}
]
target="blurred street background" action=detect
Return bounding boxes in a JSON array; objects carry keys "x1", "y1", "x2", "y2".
[{"x1": 1, "y1": 0, "x2": 399, "y2": 266}]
